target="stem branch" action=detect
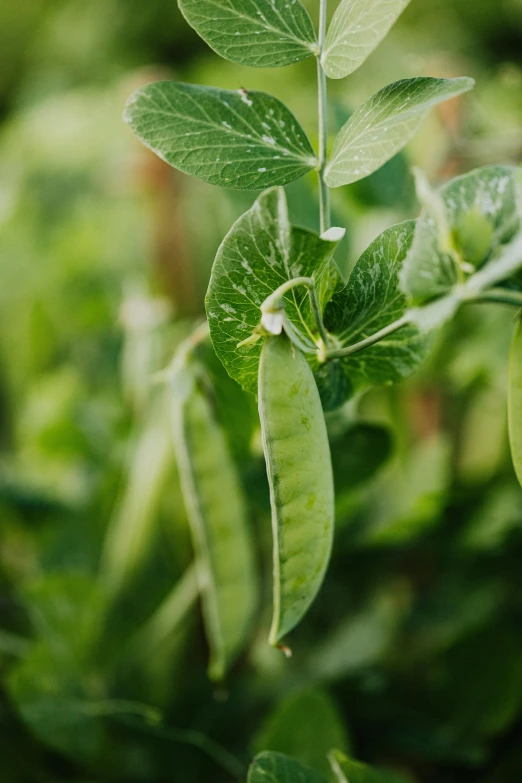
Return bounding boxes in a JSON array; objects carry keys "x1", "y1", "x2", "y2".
[
  {"x1": 467, "y1": 288, "x2": 522, "y2": 308},
  {"x1": 317, "y1": 0, "x2": 330, "y2": 234},
  {"x1": 261, "y1": 276, "x2": 330, "y2": 347},
  {"x1": 326, "y1": 315, "x2": 410, "y2": 360}
]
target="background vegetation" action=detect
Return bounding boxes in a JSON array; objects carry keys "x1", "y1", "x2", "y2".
[{"x1": 1, "y1": 1, "x2": 522, "y2": 781}]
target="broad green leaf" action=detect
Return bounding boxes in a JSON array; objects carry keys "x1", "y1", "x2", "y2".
[
  {"x1": 321, "y1": 0, "x2": 411, "y2": 80},
  {"x1": 324, "y1": 77, "x2": 474, "y2": 188},
  {"x1": 248, "y1": 751, "x2": 327, "y2": 783},
  {"x1": 206, "y1": 187, "x2": 343, "y2": 395},
  {"x1": 171, "y1": 351, "x2": 258, "y2": 680},
  {"x1": 329, "y1": 749, "x2": 407, "y2": 783},
  {"x1": 401, "y1": 165, "x2": 522, "y2": 303},
  {"x1": 323, "y1": 221, "x2": 429, "y2": 400},
  {"x1": 124, "y1": 82, "x2": 316, "y2": 190},
  {"x1": 178, "y1": 0, "x2": 317, "y2": 68},
  {"x1": 254, "y1": 689, "x2": 350, "y2": 781},
  {"x1": 508, "y1": 316, "x2": 522, "y2": 488}
]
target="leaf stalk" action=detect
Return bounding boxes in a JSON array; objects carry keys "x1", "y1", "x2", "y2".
[
  {"x1": 325, "y1": 315, "x2": 410, "y2": 360},
  {"x1": 261, "y1": 276, "x2": 330, "y2": 348}
]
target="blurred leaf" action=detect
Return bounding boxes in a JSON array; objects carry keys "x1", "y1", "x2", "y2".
[
  {"x1": 21, "y1": 572, "x2": 103, "y2": 660},
  {"x1": 363, "y1": 434, "x2": 451, "y2": 545},
  {"x1": 307, "y1": 589, "x2": 408, "y2": 681},
  {"x1": 254, "y1": 689, "x2": 350, "y2": 780},
  {"x1": 8, "y1": 573, "x2": 106, "y2": 762},
  {"x1": 401, "y1": 166, "x2": 522, "y2": 303},
  {"x1": 460, "y1": 485, "x2": 522, "y2": 551},
  {"x1": 207, "y1": 187, "x2": 342, "y2": 395},
  {"x1": 331, "y1": 424, "x2": 393, "y2": 515},
  {"x1": 328, "y1": 749, "x2": 407, "y2": 783},
  {"x1": 124, "y1": 82, "x2": 316, "y2": 190},
  {"x1": 322, "y1": 0, "x2": 411, "y2": 79},
  {"x1": 178, "y1": 0, "x2": 317, "y2": 68},
  {"x1": 324, "y1": 222, "x2": 429, "y2": 404},
  {"x1": 458, "y1": 385, "x2": 507, "y2": 484},
  {"x1": 325, "y1": 78, "x2": 474, "y2": 188},
  {"x1": 8, "y1": 646, "x2": 105, "y2": 764},
  {"x1": 440, "y1": 625, "x2": 522, "y2": 738},
  {"x1": 349, "y1": 153, "x2": 415, "y2": 211},
  {"x1": 249, "y1": 751, "x2": 327, "y2": 783}
]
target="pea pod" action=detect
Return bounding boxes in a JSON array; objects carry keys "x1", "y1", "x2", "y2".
[
  {"x1": 171, "y1": 356, "x2": 257, "y2": 681},
  {"x1": 508, "y1": 315, "x2": 522, "y2": 488},
  {"x1": 258, "y1": 336, "x2": 334, "y2": 646}
]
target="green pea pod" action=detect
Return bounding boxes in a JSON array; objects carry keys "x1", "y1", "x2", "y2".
[
  {"x1": 508, "y1": 315, "x2": 522, "y2": 488},
  {"x1": 258, "y1": 336, "x2": 335, "y2": 646},
  {"x1": 171, "y1": 359, "x2": 257, "y2": 681}
]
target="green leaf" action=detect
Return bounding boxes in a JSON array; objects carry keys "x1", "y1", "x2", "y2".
[
  {"x1": 248, "y1": 751, "x2": 328, "y2": 783},
  {"x1": 8, "y1": 645, "x2": 105, "y2": 764},
  {"x1": 206, "y1": 187, "x2": 343, "y2": 395},
  {"x1": 321, "y1": 0, "x2": 411, "y2": 80},
  {"x1": 401, "y1": 165, "x2": 522, "y2": 303},
  {"x1": 178, "y1": 0, "x2": 317, "y2": 68},
  {"x1": 8, "y1": 574, "x2": 106, "y2": 763},
  {"x1": 323, "y1": 221, "x2": 429, "y2": 401},
  {"x1": 329, "y1": 749, "x2": 407, "y2": 783},
  {"x1": 20, "y1": 573, "x2": 103, "y2": 663},
  {"x1": 124, "y1": 81, "x2": 316, "y2": 190},
  {"x1": 254, "y1": 689, "x2": 350, "y2": 781},
  {"x1": 324, "y1": 77, "x2": 474, "y2": 188},
  {"x1": 509, "y1": 316, "x2": 522, "y2": 488}
]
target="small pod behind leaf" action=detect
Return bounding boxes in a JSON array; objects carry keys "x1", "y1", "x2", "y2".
[
  {"x1": 171, "y1": 360, "x2": 257, "y2": 680},
  {"x1": 508, "y1": 316, "x2": 522, "y2": 488},
  {"x1": 258, "y1": 336, "x2": 334, "y2": 646}
]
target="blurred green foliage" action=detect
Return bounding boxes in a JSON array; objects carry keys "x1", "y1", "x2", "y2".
[{"x1": 1, "y1": 1, "x2": 522, "y2": 782}]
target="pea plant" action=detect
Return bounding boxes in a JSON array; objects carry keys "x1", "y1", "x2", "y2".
[{"x1": 124, "y1": 2, "x2": 522, "y2": 776}]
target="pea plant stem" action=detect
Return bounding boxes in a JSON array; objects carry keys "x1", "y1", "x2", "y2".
[
  {"x1": 326, "y1": 315, "x2": 411, "y2": 359},
  {"x1": 325, "y1": 284, "x2": 522, "y2": 362},
  {"x1": 469, "y1": 288, "x2": 522, "y2": 308},
  {"x1": 317, "y1": 0, "x2": 330, "y2": 235}
]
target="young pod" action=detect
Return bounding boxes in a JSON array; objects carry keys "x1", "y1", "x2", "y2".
[
  {"x1": 258, "y1": 335, "x2": 335, "y2": 646},
  {"x1": 508, "y1": 315, "x2": 522, "y2": 488},
  {"x1": 171, "y1": 358, "x2": 257, "y2": 680}
]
